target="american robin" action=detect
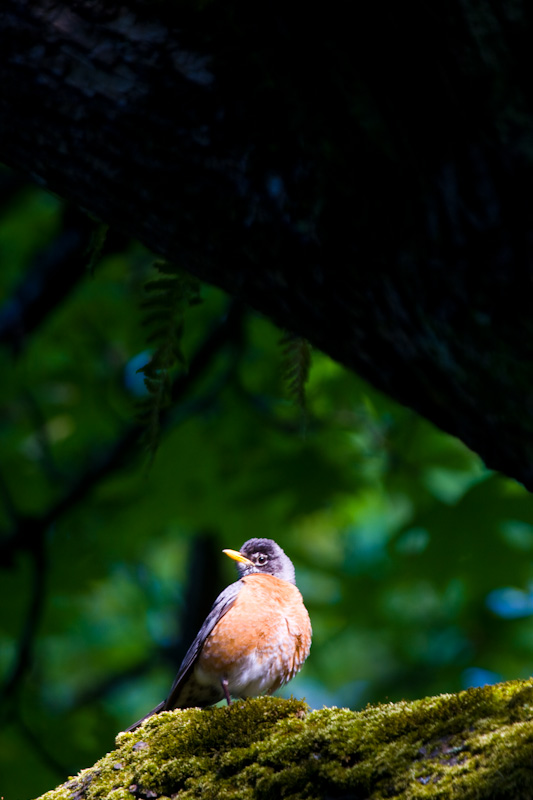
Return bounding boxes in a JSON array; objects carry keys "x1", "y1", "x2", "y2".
[{"x1": 126, "y1": 538, "x2": 311, "y2": 731}]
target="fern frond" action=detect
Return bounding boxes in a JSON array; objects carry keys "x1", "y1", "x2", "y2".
[
  {"x1": 137, "y1": 261, "x2": 202, "y2": 462},
  {"x1": 281, "y1": 332, "x2": 312, "y2": 412},
  {"x1": 85, "y1": 221, "x2": 109, "y2": 274}
]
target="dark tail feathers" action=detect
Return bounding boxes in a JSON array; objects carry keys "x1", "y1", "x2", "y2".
[{"x1": 123, "y1": 700, "x2": 166, "y2": 733}]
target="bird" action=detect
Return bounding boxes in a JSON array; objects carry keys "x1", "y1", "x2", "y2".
[{"x1": 126, "y1": 538, "x2": 311, "y2": 731}]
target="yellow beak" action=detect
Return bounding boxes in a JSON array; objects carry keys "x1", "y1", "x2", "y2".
[{"x1": 223, "y1": 548, "x2": 254, "y2": 566}]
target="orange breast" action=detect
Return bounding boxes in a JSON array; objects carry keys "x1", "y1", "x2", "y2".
[{"x1": 196, "y1": 574, "x2": 311, "y2": 693}]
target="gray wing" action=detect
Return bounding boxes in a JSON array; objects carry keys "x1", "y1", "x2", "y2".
[
  {"x1": 124, "y1": 580, "x2": 242, "y2": 731},
  {"x1": 163, "y1": 580, "x2": 241, "y2": 709}
]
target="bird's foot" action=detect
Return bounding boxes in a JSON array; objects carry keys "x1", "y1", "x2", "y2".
[{"x1": 221, "y1": 678, "x2": 232, "y2": 705}]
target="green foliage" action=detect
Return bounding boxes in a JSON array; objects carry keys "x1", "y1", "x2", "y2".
[{"x1": 1, "y1": 180, "x2": 533, "y2": 798}]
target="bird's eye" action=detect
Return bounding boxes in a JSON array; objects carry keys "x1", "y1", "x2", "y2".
[{"x1": 256, "y1": 554, "x2": 268, "y2": 566}]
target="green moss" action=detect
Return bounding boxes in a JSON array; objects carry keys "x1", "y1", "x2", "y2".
[{"x1": 37, "y1": 681, "x2": 533, "y2": 800}]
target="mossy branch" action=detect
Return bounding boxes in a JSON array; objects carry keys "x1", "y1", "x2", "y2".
[{"x1": 38, "y1": 679, "x2": 533, "y2": 800}]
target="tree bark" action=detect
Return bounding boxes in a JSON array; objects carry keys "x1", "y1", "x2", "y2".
[{"x1": 2, "y1": 1, "x2": 533, "y2": 487}]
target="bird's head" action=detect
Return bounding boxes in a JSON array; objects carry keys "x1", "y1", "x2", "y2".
[{"x1": 223, "y1": 538, "x2": 296, "y2": 584}]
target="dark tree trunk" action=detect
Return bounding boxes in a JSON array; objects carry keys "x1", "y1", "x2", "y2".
[{"x1": 2, "y1": 1, "x2": 533, "y2": 487}]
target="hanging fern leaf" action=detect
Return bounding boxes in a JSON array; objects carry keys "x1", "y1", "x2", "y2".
[
  {"x1": 85, "y1": 220, "x2": 109, "y2": 274},
  {"x1": 137, "y1": 261, "x2": 202, "y2": 462},
  {"x1": 281, "y1": 332, "x2": 312, "y2": 413}
]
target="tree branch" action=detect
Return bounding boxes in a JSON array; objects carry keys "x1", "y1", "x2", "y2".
[
  {"x1": 0, "y1": 536, "x2": 47, "y2": 708},
  {"x1": 2, "y1": 1, "x2": 533, "y2": 488}
]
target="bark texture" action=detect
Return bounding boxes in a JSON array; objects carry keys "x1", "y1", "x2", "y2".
[{"x1": 2, "y1": 1, "x2": 533, "y2": 486}]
